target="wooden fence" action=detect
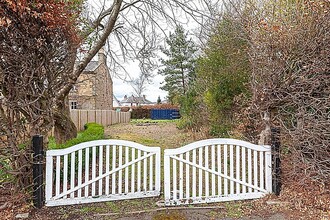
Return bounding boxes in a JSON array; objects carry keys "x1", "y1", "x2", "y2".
[{"x1": 70, "y1": 110, "x2": 131, "y2": 131}]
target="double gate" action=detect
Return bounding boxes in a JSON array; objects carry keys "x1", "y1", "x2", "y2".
[{"x1": 45, "y1": 139, "x2": 272, "y2": 206}]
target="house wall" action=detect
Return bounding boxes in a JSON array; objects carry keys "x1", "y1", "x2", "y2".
[
  {"x1": 68, "y1": 51, "x2": 113, "y2": 110},
  {"x1": 94, "y1": 64, "x2": 113, "y2": 110},
  {"x1": 69, "y1": 73, "x2": 96, "y2": 109}
]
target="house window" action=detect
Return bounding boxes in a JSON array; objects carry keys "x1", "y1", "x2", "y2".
[{"x1": 70, "y1": 101, "x2": 77, "y2": 110}]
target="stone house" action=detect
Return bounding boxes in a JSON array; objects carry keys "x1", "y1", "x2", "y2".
[{"x1": 68, "y1": 49, "x2": 113, "y2": 110}]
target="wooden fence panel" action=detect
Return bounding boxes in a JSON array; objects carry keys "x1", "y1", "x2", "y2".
[{"x1": 70, "y1": 110, "x2": 131, "y2": 131}]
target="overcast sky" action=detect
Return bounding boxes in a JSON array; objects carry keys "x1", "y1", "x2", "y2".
[
  {"x1": 86, "y1": 0, "x2": 211, "y2": 102},
  {"x1": 110, "y1": 58, "x2": 168, "y2": 102}
]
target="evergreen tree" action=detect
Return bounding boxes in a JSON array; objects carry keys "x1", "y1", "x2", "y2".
[
  {"x1": 157, "y1": 96, "x2": 162, "y2": 104},
  {"x1": 158, "y1": 25, "x2": 197, "y2": 104}
]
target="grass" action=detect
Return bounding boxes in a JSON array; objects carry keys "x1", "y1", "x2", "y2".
[
  {"x1": 225, "y1": 202, "x2": 243, "y2": 218},
  {"x1": 111, "y1": 133, "x2": 162, "y2": 146},
  {"x1": 130, "y1": 119, "x2": 179, "y2": 124},
  {"x1": 49, "y1": 123, "x2": 104, "y2": 149}
]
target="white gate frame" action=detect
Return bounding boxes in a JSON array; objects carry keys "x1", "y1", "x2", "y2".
[
  {"x1": 164, "y1": 138, "x2": 272, "y2": 206},
  {"x1": 45, "y1": 140, "x2": 161, "y2": 206}
]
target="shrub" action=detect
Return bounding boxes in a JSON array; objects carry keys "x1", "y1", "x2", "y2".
[{"x1": 49, "y1": 123, "x2": 104, "y2": 149}]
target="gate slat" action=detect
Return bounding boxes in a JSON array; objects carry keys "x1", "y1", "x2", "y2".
[
  {"x1": 112, "y1": 145, "x2": 116, "y2": 194},
  {"x1": 131, "y1": 148, "x2": 135, "y2": 193},
  {"x1": 192, "y1": 149, "x2": 196, "y2": 199},
  {"x1": 265, "y1": 151, "x2": 272, "y2": 192},
  {"x1": 224, "y1": 144, "x2": 228, "y2": 196},
  {"x1": 236, "y1": 145, "x2": 240, "y2": 194},
  {"x1": 99, "y1": 145, "x2": 103, "y2": 195},
  {"x1": 211, "y1": 145, "x2": 215, "y2": 197},
  {"x1": 56, "y1": 156, "x2": 60, "y2": 197},
  {"x1": 143, "y1": 151, "x2": 147, "y2": 191},
  {"x1": 118, "y1": 146, "x2": 123, "y2": 194},
  {"x1": 92, "y1": 146, "x2": 96, "y2": 196},
  {"x1": 164, "y1": 153, "x2": 170, "y2": 202},
  {"x1": 242, "y1": 147, "x2": 246, "y2": 194},
  {"x1": 137, "y1": 150, "x2": 141, "y2": 192},
  {"x1": 217, "y1": 144, "x2": 221, "y2": 196},
  {"x1": 253, "y1": 151, "x2": 258, "y2": 192},
  {"x1": 70, "y1": 152, "x2": 75, "y2": 198},
  {"x1": 85, "y1": 148, "x2": 89, "y2": 197},
  {"x1": 63, "y1": 154, "x2": 68, "y2": 199},
  {"x1": 179, "y1": 154, "x2": 183, "y2": 199},
  {"x1": 78, "y1": 150, "x2": 82, "y2": 197},
  {"x1": 105, "y1": 145, "x2": 110, "y2": 195},
  {"x1": 185, "y1": 152, "x2": 190, "y2": 199},
  {"x1": 173, "y1": 158, "x2": 177, "y2": 200},
  {"x1": 125, "y1": 147, "x2": 129, "y2": 193},
  {"x1": 45, "y1": 156, "x2": 53, "y2": 202},
  {"x1": 149, "y1": 154, "x2": 153, "y2": 191},
  {"x1": 198, "y1": 148, "x2": 203, "y2": 199},
  {"x1": 230, "y1": 144, "x2": 234, "y2": 195},
  {"x1": 205, "y1": 146, "x2": 209, "y2": 198},
  {"x1": 248, "y1": 148, "x2": 252, "y2": 193},
  {"x1": 260, "y1": 151, "x2": 264, "y2": 190}
]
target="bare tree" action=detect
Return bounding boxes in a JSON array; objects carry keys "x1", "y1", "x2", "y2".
[
  {"x1": 56, "y1": 0, "x2": 216, "y2": 141},
  {"x1": 129, "y1": 72, "x2": 151, "y2": 97},
  {"x1": 0, "y1": 0, "x2": 216, "y2": 190},
  {"x1": 225, "y1": 0, "x2": 330, "y2": 183}
]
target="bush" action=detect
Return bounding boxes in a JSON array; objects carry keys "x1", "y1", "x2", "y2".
[
  {"x1": 131, "y1": 108, "x2": 151, "y2": 119},
  {"x1": 49, "y1": 123, "x2": 104, "y2": 149},
  {"x1": 130, "y1": 104, "x2": 180, "y2": 119}
]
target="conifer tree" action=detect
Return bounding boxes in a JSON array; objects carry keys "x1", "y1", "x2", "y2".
[{"x1": 159, "y1": 25, "x2": 197, "y2": 104}]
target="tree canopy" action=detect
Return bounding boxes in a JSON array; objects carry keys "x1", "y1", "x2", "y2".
[{"x1": 158, "y1": 25, "x2": 197, "y2": 104}]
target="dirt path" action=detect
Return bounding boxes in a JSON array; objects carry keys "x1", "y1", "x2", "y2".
[{"x1": 104, "y1": 121, "x2": 201, "y2": 149}]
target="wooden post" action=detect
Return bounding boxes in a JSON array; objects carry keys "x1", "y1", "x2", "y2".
[
  {"x1": 32, "y1": 135, "x2": 44, "y2": 208},
  {"x1": 271, "y1": 128, "x2": 281, "y2": 196}
]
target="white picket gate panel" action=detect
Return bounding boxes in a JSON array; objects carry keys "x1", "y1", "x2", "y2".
[
  {"x1": 45, "y1": 140, "x2": 161, "y2": 206},
  {"x1": 164, "y1": 138, "x2": 272, "y2": 206}
]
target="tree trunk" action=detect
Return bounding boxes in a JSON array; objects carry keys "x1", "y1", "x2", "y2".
[{"x1": 54, "y1": 96, "x2": 77, "y2": 144}]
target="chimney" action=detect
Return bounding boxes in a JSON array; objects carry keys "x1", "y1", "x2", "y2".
[{"x1": 98, "y1": 47, "x2": 106, "y2": 64}]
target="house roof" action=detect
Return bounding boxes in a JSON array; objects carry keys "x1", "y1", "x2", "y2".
[
  {"x1": 120, "y1": 95, "x2": 153, "y2": 105},
  {"x1": 113, "y1": 95, "x2": 121, "y2": 107},
  {"x1": 75, "y1": 61, "x2": 100, "y2": 72}
]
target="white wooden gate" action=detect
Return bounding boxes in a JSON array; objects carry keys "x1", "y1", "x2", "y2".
[
  {"x1": 164, "y1": 139, "x2": 272, "y2": 206},
  {"x1": 45, "y1": 140, "x2": 161, "y2": 206}
]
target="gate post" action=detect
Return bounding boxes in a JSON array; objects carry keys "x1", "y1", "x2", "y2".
[
  {"x1": 271, "y1": 128, "x2": 281, "y2": 196},
  {"x1": 32, "y1": 135, "x2": 44, "y2": 208}
]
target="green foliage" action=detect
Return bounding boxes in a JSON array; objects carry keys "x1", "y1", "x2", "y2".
[
  {"x1": 157, "y1": 96, "x2": 161, "y2": 104},
  {"x1": 131, "y1": 107, "x2": 151, "y2": 119},
  {"x1": 0, "y1": 158, "x2": 14, "y2": 184},
  {"x1": 159, "y1": 25, "x2": 197, "y2": 104},
  {"x1": 49, "y1": 123, "x2": 104, "y2": 150},
  {"x1": 179, "y1": 17, "x2": 251, "y2": 137},
  {"x1": 177, "y1": 85, "x2": 203, "y2": 130},
  {"x1": 200, "y1": 19, "x2": 250, "y2": 136}
]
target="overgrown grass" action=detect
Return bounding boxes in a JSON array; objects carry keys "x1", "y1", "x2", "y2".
[{"x1": 49, "y1": 123, "x2": 104, "y2": 149}]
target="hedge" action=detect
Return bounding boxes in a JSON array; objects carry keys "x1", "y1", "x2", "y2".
[{"x1": 49, "y1": 123, "x2": 104, "y2": 149}]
